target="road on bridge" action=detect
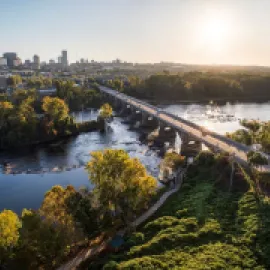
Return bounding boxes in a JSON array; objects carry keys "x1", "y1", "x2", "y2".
[{"x1": 99, "y1": 85, "x2": 270, "y2": 172}]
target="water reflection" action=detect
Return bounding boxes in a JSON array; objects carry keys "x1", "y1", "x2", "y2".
[
  {"x1": 0, "y1": 115, "x2": 161, "y2": 213},
  {"x1": 163, "y1": 102, "x2": 270, "y2": 134}
]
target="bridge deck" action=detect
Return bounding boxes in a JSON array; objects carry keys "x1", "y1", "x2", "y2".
[{"x1": 99, "y1": 85, "x2": 270, "y2": 172}]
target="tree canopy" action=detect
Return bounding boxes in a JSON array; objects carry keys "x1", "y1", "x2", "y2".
[{"x1": 86, "y1": 149, "x2": 157, "y2": 225}]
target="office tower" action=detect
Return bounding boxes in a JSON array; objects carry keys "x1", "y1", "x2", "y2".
[
  {"x1": 33, "y1": 54, "x2": 40, "y2": 69},
  {"x1": 62, "y1": 50, "x2": 68, "y2": 66},
  {"x1": 3, "y1": 52, "x2": 17, "y2": 67}
]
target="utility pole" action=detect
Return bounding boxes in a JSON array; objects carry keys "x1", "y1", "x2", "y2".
[{"x1": 229, "y1": 152, "x2": 235, "y2": 192}]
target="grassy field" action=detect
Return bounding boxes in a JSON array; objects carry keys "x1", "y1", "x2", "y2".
[{"x1": 85, "y1": 152, "x2": 270, "y2": 270}]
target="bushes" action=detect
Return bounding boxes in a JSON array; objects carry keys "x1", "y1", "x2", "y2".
[
  {"x1": 97, "y1": 151, "x2": 270, "y2": 269},
  {"x1": 194, "y1": 151, "x2": 215, "y2": 167}
]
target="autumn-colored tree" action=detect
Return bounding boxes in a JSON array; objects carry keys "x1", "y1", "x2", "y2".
[
  {"x1": 86, "y1": 149, "x2": 157, "y2": 226},
  {"x1": 99, "y1": 103, "x2": 113, "y2": 119},
  {"x1": 0, "y1": 210, "x2": 21, "y2": 264},
  {"x1": 39, "y1": 185, "x2": 85, "y2": 242},
  {"x1": 7, "y1": 75, "x2": 22, "y2": 87},
  {"x1": 42, "y1": 96, "x2": 70, "y2": 122},
  {"x1": 0, "y1": 101, "x2": 13, "y2": 129}
]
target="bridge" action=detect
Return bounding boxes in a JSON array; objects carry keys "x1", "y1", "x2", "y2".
[{"x1": 99, "y1": 85, "x2": 270, "y2": 171}]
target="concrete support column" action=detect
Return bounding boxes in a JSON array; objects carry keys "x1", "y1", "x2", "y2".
[
  {"x1": 179, "y1": 131, "x2": 202, "y2": 156},
  {"x1": 156, "y1": 122, "x2": 176, "y2": 146},
  {"x1": 140, "y1": 113, "x2": 159, "y2": 130}
]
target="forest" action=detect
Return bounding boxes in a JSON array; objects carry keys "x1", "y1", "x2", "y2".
[{"x1": 103, "y1": 71, "x2": 270, "y2": 102}]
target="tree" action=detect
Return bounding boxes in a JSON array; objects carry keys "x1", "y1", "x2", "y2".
[
  {"x1": 247, "y1": 151, "x2": 268, "y2": 167},
  {"x1": 0, "y1": 210, "x2": 21, "y2": 265},
  {"x1": 0, "y1": 101, "x2": 13, "y2": 129},
  {"x1": 7, "y1": 75, "x2": 22, "y2": 87},
  {"x1": 99, "y1": 103, "x2": 113, "y2": 119},
  {"x1": 14, "y1": 209, "x2": 70, "y2": 269},
  {"x1": 163, "y1": 152, "x2": 186, "y2": 171},
  {"x1": 86, "y1": 149, "x2": 157, "y2": 226},
  {"x1": 226, "y1": 129, "x2": 252, "y2": 145},
  {"x1": 42, "y1": 96, "x2": 70, "y2": 122}
]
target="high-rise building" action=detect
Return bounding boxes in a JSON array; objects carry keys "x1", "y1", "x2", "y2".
[
  {"x1": 33, "y1": 54, "x2": 40, "y2": 69},
  {"x1": 58, "y1": 56, "x2": 62, "y2": 64},
  {"x1": 61, "y1": 50, "x2": 68, "y2": 66},
  {"x1": 3, "y1": 52, "x2": 17, "y2": 67},
  {"x1": 49, "y1": 59, "x2": 55, "y2": 64}
]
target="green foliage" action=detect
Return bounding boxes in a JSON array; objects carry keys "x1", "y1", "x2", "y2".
[
  {"x1": 194, "y1": 151, "x2": 215, "y2": 166},
  {"x1": 226, "y1": 129, "x2": 252, "y2": 145},
  {"x1": 107, "y1": 72, "x2": 270, "y2": 102},
  {"x1": 241, "y1": 119, "x2": 261, "y2": 133},
  {"x1": 247, "y1": 151, "x2": 268, "y2": 166},
  {"x1": 163, "y1": 152, "x2": 186, "y2": 170},
  {"x1": 86, "y1": 149, "x2": 157, "y2": 226},
  {"x1": 55, "y1": 79, "x2": 101, "y2": 110},
  {"x1": 27, "y1": 76, "x2": 52, "y2": 89},
  {"x1": 228, "y1": 119, "x2": 270, "y2": 153},
  {"x1": 93, "y1": 152, "x2": 270, "y2": 269},
  {"x1": 7, "y1": 75, "x2": 22, "y2": 87},
  {"x1": 14, "y1": 209, "x2": 71, "y2": 269}
]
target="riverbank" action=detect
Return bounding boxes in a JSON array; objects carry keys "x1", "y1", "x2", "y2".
[{"x1": 0, "y1": 120, "x2": 102, "y2": 152}]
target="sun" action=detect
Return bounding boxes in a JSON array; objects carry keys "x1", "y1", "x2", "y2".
[{"x1": 199, "y1": 13, "x2": 231, "y2": 52}]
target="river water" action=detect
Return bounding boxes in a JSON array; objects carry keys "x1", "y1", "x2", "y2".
[{"x1": 0, "y1": 102, "x2": 270, "y2": 213}]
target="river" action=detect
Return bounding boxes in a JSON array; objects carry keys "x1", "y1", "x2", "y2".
[{"x1": 0, "y1": 102, "x2": 269, "y2": 213}]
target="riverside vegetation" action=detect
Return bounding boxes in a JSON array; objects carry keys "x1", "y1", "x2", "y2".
[
  {"x1": 102, "y1": 71, "x2": 270, "y2": 102},
  {"x1": 86, "y1": 151, "x2": 270, "y2": 270},
  {"x1": 0, "y1": 76, "x2": 105, "y2": 149},
  {"x1": 0, "y1": 149, "x2": 157, "y2": 269}
]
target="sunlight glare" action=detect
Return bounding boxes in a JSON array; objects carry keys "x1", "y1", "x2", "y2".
[{"x1": 199, "y1": 12, "x2": 231, "y2": 52}]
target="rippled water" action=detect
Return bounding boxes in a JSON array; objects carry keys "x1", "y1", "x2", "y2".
[
  {"x1": 1, "y1": 102, "x2": 270, "y2": 213},
  {"x1": 0, "y1": 115, "x2": 161, "y2": 213},
  {"x1": 163, "y1": 102, "x2": 270, "y2": 134}
]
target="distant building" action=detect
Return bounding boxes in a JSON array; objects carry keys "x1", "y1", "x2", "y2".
[
  {"x1": 0, "y1": 57, "x2": 7, "y2": 66},
  {"x1": 62, "y1": 50, "x2": 68, "y2": 66},
  {"x1": 33, "y1": 54, "x2": 40, "y2": 69},
  {"x1": 58, "y1": 56, "x2": 62, "y2": 64},
  {"x1": 13, "y1": 57, "x2": 22, "y2": 67},
  {"x1": 3, "y1": 52, "x2": 17, "y2": 67},
  {"x1": 49, "y1": 59, "x2": 55, "y2": 64},
  {"x1": 0, "y1": 76, "x2": 7, "y2": 91},
  {"x1": 24, "y1": 59, "x2": 31, "y2": 65}
]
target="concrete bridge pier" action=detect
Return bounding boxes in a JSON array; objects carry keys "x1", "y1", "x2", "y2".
[
  {"x1": 127, "y1": 108, "x2": 143, "y2": 128},
  {"x1": 179, "y1": 132, "x2": 202, "y2": 156},
  {"x1": 119, "y1": 103, "x2": 132, "y2": 117},
  {"x1": 154, "y1": 122, "x2": 177, "y2": 148},
  {"x1": 140, "y1": 113, "x2": 159, "y2": 130}
]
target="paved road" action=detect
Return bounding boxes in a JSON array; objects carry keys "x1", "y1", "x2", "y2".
[{"x1": 99, "y1": 85, "x2": 270, "y2": 172}]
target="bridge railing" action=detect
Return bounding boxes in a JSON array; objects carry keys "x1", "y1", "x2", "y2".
[{"x1": 100, "y1": 85, "x2": 268, "y2": 160}]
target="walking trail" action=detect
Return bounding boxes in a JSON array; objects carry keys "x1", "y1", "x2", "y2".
[{"x1": 58, "y1": 170, "x2": 185, "y2": 270}]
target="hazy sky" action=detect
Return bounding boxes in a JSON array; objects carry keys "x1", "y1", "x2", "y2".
[{"x1": 1, "y1": 0, "x2": 270, "y2": 65}]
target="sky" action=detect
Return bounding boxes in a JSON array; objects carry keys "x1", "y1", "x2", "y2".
[{"x1": 1, "y1": 0, "x2": 270, "y2": 66}]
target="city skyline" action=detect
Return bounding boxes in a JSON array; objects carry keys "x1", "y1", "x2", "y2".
[{"x1": 1, "y1": 0, "x2": 270, "y2": 66}]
